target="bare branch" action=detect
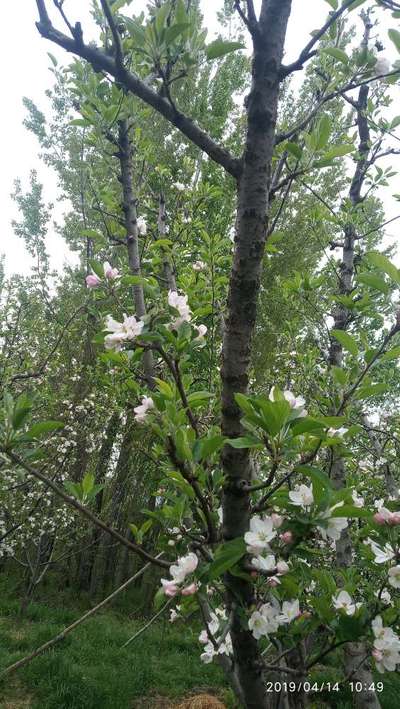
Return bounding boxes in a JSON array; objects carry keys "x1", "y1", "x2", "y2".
[{"x1": 281, "y1": 0, "x2": 359, "y2": 77}]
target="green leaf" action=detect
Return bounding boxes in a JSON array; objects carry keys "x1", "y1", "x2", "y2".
[
  {"x1": 207, "y1": 538, "x2": 246, "y2": 581},
  {"x1": 332, "y1": 366, "x2": 347, "y2": 386},
  {"x1": 155, "y1": 379, "x2": 174, "y2": 399},
  {"x1": 193, "y1": 435, "x2": 225, "y2": 462},
  {"x1": 318, "y1": 416, "x2": 347, "y2": 428},
  {"x1": 285, "y1": 142, "x2": 303, "y2": 160},
  {"x1": 26, "y1": 421, "x2": 64, "y2": 438},
  {"x1": 381, "y1": 346, "x2": 400, "y2": 362},
  {"x1": 69, "y1": 118, "x2": 90, "y2": 128},
  {"x1": 329, "y1": 504, "x2": 371, "y2": 519},
  {"x1": 225, "y1": 436, "x2": 263, "y2": 449},
  {"x1": 356, "y1": 383, "x2": 388, "y2": 400},
  {"x1": 164, "y1": 22, "x2": 189, "y2": 44},
  {"x1": 124, "y1": 17, "x2": 147, "y2": 46},
  {"x1": 331, "y1": 330, "x2": 358, "y2": 356},
  {"x1": 324, "y1": 0, "x2": 338, "y2": 8},
  {"x1": 64, "y1": 481, "x2": 82, "y2": 500},
  {"x1": 82, "y1": 472, "x2": 94, "y2": 496},
  {"x1": 47, "y1": 52, "x2": 58, "y2": 67},
  {"x1": 205, "y1": 40, "x2": 244, "y2": 61},
  {"x1": 315, "y1": 115, "x2": 332, "y2": 150},
  {"x1": 291, "y1": 418, "x2": 324, "y2": 436},
  {"x1": 357, "y1": 273, "x2": 389, "y2": 294},
  {"x1": 389, "y1": 28, "x2": 400, "y2": 54},
  {"x1": 12, "y1": 396, "x2": 32, "y2": 430},
  {"x1": 366, "y1": 252, "x2": 400, "y2": 285},
  {"x1": 321, "y1": 47, "x2": 349, "y2": 64},
  {"x1": 187, "y1": 391, "x2": 213, "y2": 407}
]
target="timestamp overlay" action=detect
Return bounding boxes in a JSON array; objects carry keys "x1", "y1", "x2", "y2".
[{"x1": 266, "y1": 681, "x2": 384, "y2": 694}]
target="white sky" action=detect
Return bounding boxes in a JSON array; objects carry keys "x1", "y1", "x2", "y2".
[{"x1": 0, "y1": 1, "x2": 399, "y2": 276}]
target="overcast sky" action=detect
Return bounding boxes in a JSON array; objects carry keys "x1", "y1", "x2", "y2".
[{"x1": 1, "y1": 1, "x2": 399, "y2": 277}]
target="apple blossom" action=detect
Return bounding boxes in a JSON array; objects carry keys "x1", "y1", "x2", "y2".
[
  {"x1": 279, "y1": 599, "x2": 300, "y2": 624},
  {"x1": 276, "y1": 560, "x2": 290, "y2": 575},
  {"x1": 193, "y1": 260, "x2": 205, "y2": 271},
  {"x1": 181, "y1": 582, "x2": 198, "y2": 596},
  {"x1": 332, "y1": 590, "x2": 360, "y2": 616},
  {"x1": 168, "y1": 290, "x2": 192, "y2": 327},
  {"x1": 195, "y1": 324, "x2": 208, "y2": 340},
  {"x1": 86, "y1": 273, "x2": 101, "y2": 288},
  {"x1": 161, "y1": 579, "x2": 179, "y2": 597},
  {"x1": 388, "y1": 565, "x2": 400, "y2": 589},
  {"x1": 136, "y1": 217, "x2": 147, "y2": 235},
  {"x1": 289, "y1": 484, "x2": 314, "y2": 510},
  {"x1": 133, "y1": 396, "x2": 155, "y2": 423},
  {"x1": 248, "y1": 610, "x2": 270, "y2": 639},
  {"x1": 318, "y1": 511, "x2": 348, "y2": 541},
  {"x1": 251, "y1": 553, "x2": 276, "y2": 572},
  {"x1": 169, "y1": 552, "x2": 198, "y2": 584},
  {"x1": 327, "y1": 427, "x2": 348, "y2": 437},
  {"x1": 271, "y1": 513, "x2": 284, "y2": 528},
  {"x1": 104, "y1": 314, "x2": 144, "y2": 351},
  {"x1": 103, "y1": 261, "x2": 119, "y2": 280},
  {"x1": 280, "y1": 530, "x2": 293, "y2": 544},
  {"x1": 367, "y1": 539, "x2": 396, "y2": 564},
  {"x1": 352, "y1": 490, "x2": 364, "y2": 508},
  {"x1": 244, "y1": 516, "x2": 277, "y2": 553}
]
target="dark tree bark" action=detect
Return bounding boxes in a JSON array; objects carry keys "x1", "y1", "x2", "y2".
[{"x1": 118, "y1": 119, "x2": 155, "y2": 388}]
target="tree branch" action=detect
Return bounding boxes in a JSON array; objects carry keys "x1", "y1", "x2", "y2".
[
  {"x1": 1, "y1": 449, "x2": 169, "y2": 569},
  {"x1": 281, "y1": 0, "x2": 359, "y2": 77},
  {"x1": 34, "y1": 1, "x2": 242, "y2": 178}
]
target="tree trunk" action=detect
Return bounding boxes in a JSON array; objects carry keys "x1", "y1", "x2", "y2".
[
  {"x1": 118, "y1": 118, "x2": 155, "y2": 388},
  {"x1": 220, "y1": 2, "x2": 293, "y2": 706}
]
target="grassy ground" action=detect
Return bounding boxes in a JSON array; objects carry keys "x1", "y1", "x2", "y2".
[
  {"x1": 0, "y1": 575, "x2": 399, "y2": 708},
  {"x1": 0, "y1": 575, "x2": 230, "y2": 709}
]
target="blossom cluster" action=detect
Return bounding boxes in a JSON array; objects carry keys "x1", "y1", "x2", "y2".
[
  {"x1": 160, "y1": 552, "x2": 198, "y2": 597},
  {"x1": 248, "y1": 598, "x2": 300, "y2": 640},
  {"x1": 86, "y1": 261, "x2": 119, "y2": 288},
  {"x1": 372, "y1": 616, "x2": 400, "y2": 673},
  {"x1": 199, "y1": 608, "x2": 233, "y2": 664}
]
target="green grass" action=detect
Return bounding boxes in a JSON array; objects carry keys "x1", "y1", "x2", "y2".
[{"x1": 0, "y1": 576, "x2": 229, "y2": 709}]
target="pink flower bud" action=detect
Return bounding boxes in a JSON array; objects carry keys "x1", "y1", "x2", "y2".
[
  {"x1": 271, "y1": 513, "x2": 284, "y2": 529},
  {"x1": 86, "y1": 273, "x2": 101, "y2": 288},
  {"x1": 267, "y1": 577, "x2": 280, "y2": 587},
  {"x1": 163, "y1": 582, "x2": 179, "y2": 597},
  {"x1": 372, "y1": 648, "x2": 383, "y2": 662},
  {"x1": 373, "y1": 512, "x2": 387, "y2": 525},
  {"x1": 280, "y1": 531, "x2": 293, "y2": 544},
  {"x1": 181, "y1": 582, "x2": 197, "y2": 596},
  {"x1": 388, "y1": 512, "x2": 400, "y2": 526}
]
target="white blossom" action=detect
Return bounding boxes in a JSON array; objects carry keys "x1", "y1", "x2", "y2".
[
  {"x1": 388, "y1": 565, "x2": 400, "y2": 589},
  {"x1": 133, "y1": 396, "x2": 155, "y2": 423},
  {"x1": 332, "y1": 590, "x2": 360, "y2": 616},
  {"x1": 289, "y1": 484, "x2": 314, "y2": 510},
  {"x1": 244, "y1": 516, "x2": 277, "y2": 553}
]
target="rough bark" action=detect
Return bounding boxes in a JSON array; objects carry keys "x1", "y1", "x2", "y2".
[
  {"x1": 220, "y1": 2, "x2": 292, "y2": 706},
  {"x1": 158, "y1": 193, "x2": 177, "y2": 291},
  {"x1": 118, "y1": 119, "x2": 155, "y2": 387}
]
